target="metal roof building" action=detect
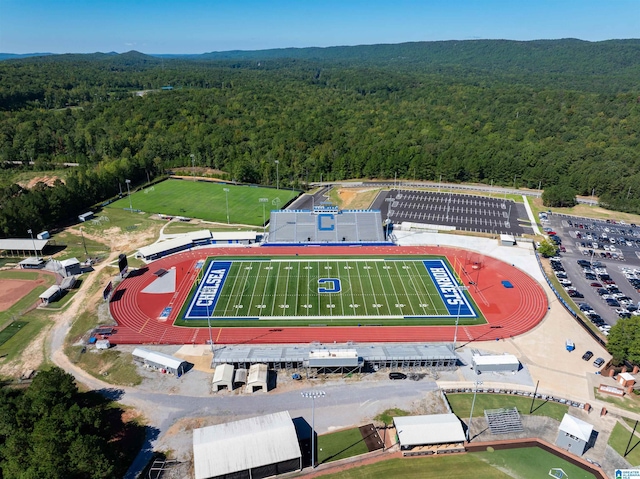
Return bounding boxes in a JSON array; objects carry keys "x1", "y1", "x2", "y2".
[
  {"x1": 394, "y1": 414, "x2": 466, "y2": 455},
  {"x1": 132, "y1": 347, "x2": 189, "y2": 376},
  {"x1": 193, "y1": 411, "x2": 301, "y2": 479},
  {"x1": 18, "y1": 257, "x2": 45, "y2": 269},
  {"x1": 0, "y1": 239, "x2": 49, "y2": 257},
  {"x1": 211, "y1": 343, "x2": 457, "y2": 372},
  {"x1": 212, "y1": 363, "x2": 235, "y2": 392},
  {"x1": 472, "y1": 354, "x2": 520, "y2": 374},
  {"x1": 39, "y1": 285, "x2": 61, "y2": 304}
]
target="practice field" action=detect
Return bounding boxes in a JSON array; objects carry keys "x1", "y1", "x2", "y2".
[
  {"x1": 180, "y1": 256, "x2": 482, "y2": 324},
  {"x1": 107, "y1": 179, "x2": 299, "y2": 225}
]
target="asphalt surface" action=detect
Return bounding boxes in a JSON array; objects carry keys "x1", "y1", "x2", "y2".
[
  {"x1": 543, "y1": 212, "x2": 640, "y2": 328},
  {"x1": 371, "y1": 189, "x2": 532, "y2": 236}
]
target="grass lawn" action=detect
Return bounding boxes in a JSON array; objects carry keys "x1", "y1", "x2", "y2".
[
  {"x1": 608, "y1": 422, "x2": 640, "y2": 466},
  {"x1": 446, "y1": 393, "x2": 569, "y2": 422},
  {"x1": 318, "y1": 428, "x2": 370, "y2": 464},
  {"x1": 65, "y1": 346, "x2": 141, "y2": 386},
  {"x1": 317, "y1": 447, "x2": 596, "y2": 479},
  {"x1": 0, "y1": 271, "x2": 40, "y2": 280},
  {"x1": 107, "y1": 178, "x2": 299, "y2": 225},
  {"x1": 475, "y1": 447, "x2": 597, "y2": 479},
  {"x1": 0, "y1": 282, "x2": 51, "y2": 327},
  {"x1": 0, "y1": 310, "x2": 52, "y2": 367},
  {"x1": 50, "y1": 231, "x2": 109, "y2": 261},
  {"x1": 374, "y1": 408, "x2": 410, "y2": 426},
  {"x1": 0, "y1": 321, "x2": 28, "y2": 347},
  {"x1": 594, "y1": 388, "x2": 640, "y2": 415}
]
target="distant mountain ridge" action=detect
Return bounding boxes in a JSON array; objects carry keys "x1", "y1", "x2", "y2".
[{"x1": 3, "y1": 38, "x2": 640, "y2": 76}]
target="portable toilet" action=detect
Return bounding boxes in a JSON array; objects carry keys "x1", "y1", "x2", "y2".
[{"x1": 566, "y1": 339, "x2": 575, "y2": 352}]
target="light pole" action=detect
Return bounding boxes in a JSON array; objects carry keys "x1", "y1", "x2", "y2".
[
  {"x1": 272, "y1": 197, "x2": 281, "y2": 211},
  {"x1": 223, "y1": 188, "x2": 230, "y2": 224},
  {"x1": 79, "y1": 227, "x2": 88, "y2": 257},
  {"x1": 27, "y1": 229, "x2": 37, "y2": 260},
  {"x1": 467, "y1": 380, "x2": 483, "y2": 442},
  {"x1": 275, "y1": 160, "x2": 280, "y2": 190},
  {"x1": 301, "y1": 390, "x2": 325, "y2": 468},
  {"x1": 259, "y1": 198, "x2": 268, "y2": 236},
  {"x1": 190, "y1": 153, "x2": 195, "y2": 176},
  {"x1": 385, "y1": 197, "x2": 394, "y2": 239},
  {"x1": 205, "y1": 299, "x2": 214, "y2": 355},
  {"x1": 125, "y1": 179, "x2": 133, "y2": 212},
  {"x1": 453, "y1": 285, "x2": 468, "y2": 348}
]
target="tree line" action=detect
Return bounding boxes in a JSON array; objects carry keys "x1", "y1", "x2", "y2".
[{"x1": 1, "y1": 40, "x2": 640, "y2": 236}]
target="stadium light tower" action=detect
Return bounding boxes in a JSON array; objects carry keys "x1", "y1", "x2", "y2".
[
  {"x1": 223, "y1": 188, "x2": 230, "y2": 224},
  {"x1": 275, "y1": 160, "x2": 279, "y2": 190},
  {"x1": 205, "y1": 300, "x2": 214, "y2": 354},
  {"x1": 190, "y1": 153, "x2": 195, "y2": 176},
  {"x1": 453, "y1": 285, "x2": 468, "y2": 348},
  {"x1": 259, "y1": 198, "x2": 269, "y2": 236},
  {"x1": 125, "y1": 179, "x2": 133, "y2": 212},
  {"x1": 27, "y1": 229, "x2": 37, "y2": 260},
  {"x1": 467, "y1": 380, "x2": 483, "y2": 442},
  {"x1": 301, "y1": 390, "x2": 325, "y2": 468}
]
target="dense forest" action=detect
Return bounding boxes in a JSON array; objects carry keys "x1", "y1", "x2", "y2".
[
  {"x1": 0, "y1": 368, "x2": 143, "y2": 478},
  {"x1": 1, "y1": 39, "x2": 640, "y2": 235}
]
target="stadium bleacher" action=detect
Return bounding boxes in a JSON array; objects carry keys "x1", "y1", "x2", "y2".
[{"x1": 266, "y1": 209, "x2": 392, "y2": 246}]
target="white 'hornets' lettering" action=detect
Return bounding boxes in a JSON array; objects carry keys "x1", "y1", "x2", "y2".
[{"x1": 429, "y1": 267, "x2": 464, "y2": 305}]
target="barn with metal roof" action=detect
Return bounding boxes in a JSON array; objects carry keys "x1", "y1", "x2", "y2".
[{"x1": 193, "y1": 411, "x2": 302, "y2": 479}]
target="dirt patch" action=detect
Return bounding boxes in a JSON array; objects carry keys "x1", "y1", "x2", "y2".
[
  {"x1": 0, "y1": 278, "x2": 44, "y2": 311},
  {"x1": 335, "y1": 188, "x2": 381, "y2": 210},
  {"x1": 18, "y1": 175, "x2": 64, "y2": 189}
]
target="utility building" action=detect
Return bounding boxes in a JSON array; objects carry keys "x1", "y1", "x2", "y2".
[
  {"x1": 193, "y1": 411, "x2": 302, "y2": 479},
  {"x1": 471, "y1": 354, "x2": 520, "y2": 374},
  {"x1": 132, "y1": 347, "x2": 189, "y2": 377},
  {"x1": 308, "y1": 349, "x2": 362, "y2": 374},
  {"x1": 556, "y1": 414, "x2": 593, "y2": 456}
]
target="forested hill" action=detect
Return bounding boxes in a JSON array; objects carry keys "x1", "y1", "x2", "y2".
[
  {"x1": 199, "y1": 38, "x2": 640, "y2": 77},
  {"x1": 1, "y1": 38, "x2": 640, "y2": 235}
]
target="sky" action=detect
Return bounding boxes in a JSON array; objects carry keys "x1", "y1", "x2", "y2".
[{"x1": 1, "y1": 0, "x2": 638, "y2": 54}]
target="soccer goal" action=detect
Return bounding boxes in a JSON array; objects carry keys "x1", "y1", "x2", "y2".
[{"x1": 549, "y1": 468, "x2": 568, "y2": 479}]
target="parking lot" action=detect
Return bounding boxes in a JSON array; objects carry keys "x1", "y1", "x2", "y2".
[
  {"x1": 374, "y1": 190, "x2": 532, "y2": 236},
  {"x1": 542, "y1": 212, "x2": 640, "y2": 329}
]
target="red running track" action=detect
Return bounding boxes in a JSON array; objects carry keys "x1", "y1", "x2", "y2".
[{"x1": 108, "y1": 245, "x2": 548, "y2": 345}]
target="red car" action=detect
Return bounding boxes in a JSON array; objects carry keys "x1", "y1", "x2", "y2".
[
  {"x1": 546, "y1": 231, "x2": 557, "y2": 236},
  {"x1": 559, "y1": 246, "x2": 566, "y2": 252},
  {"x1": 590, "y1": 282, "x2": 602, "y2": 287}
]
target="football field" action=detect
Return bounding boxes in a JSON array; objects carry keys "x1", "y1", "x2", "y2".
[{"x1": 179, "y1": 256, "x2": 485, "y2": 325}]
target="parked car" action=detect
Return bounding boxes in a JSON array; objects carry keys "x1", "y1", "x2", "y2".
[
  {"x1": 593, "y1": 357, "x2": 605, "y2": 368},
  {"x1": 389, "y1": 372, "x2": 407, "y2": 380},
  {"x1": 582, "y1": 351, "x2": 593, "y2": 361}
]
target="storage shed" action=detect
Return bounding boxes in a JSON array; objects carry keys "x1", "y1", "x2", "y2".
[
  {"x1": 393, "y1": 414, "x2": 466, "y2": 456},
  {"x1": 471, "y1": 354, "x2": 520, "y2": 374},
  {"x1": 193, "y1": 411, "x2": 301, "y2": 479},
  {"x1": 556, "y1": 413, "x2": 593, "y2": 455},
  {"x1": 233, "y1": 368, "x2": 247, "y2": 388},
  {"x1": 78, "y1": 211, "x2": 94, "y2": 222},
  {"x1": 500, "y1": 234, "x2": 516, "y2": 246},
  {"x1": 39, "y1": 285, "x2": 62, "y2": 304},
  {"x1": 18, "y1": 257, "x2": 45, "y2": 269},
  {"x1": 212, "y1": 363, "x2": 235, "y2": 392},
  {"x1": 246, "y1": 363, "x2": 268, "y2": 393},
  {"x1": 132, "y1": 347, "x2": 189, "y2": 377}
]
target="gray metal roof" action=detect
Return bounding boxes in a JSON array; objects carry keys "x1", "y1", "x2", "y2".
[
  {"x1": 0, "y1": 239, "x2": 49, "y2": 251},
  {"x1": 132, "y1": 347, "x2": 186, "y2": 370},
  {"x1": 193, "y1": 411, "x2": 300, "y2": 479},
  {"x1": 212, "y1": 343, "x2": 456, "y2": 364},
  {"x1": 394, "y1": 414, "x2": 465, "y2": 446}
]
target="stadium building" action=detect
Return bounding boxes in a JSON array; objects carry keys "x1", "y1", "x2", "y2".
[{"x1": 265, "y1": 207, "x2": 392, "y2": 246}]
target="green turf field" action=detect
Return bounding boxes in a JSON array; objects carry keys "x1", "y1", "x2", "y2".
[
  {"x1": 107, "y1": 179, "x2": 299, "y2": 225},
  {"x1": 316, "y1": 447, "x2": 597, "y2": 479},
  {"x1": 176, "y1": 256, "x2": 485, "y2": 327},
  {"x1": 0, "y1": 321, "x2": 28, "y2": 347}
]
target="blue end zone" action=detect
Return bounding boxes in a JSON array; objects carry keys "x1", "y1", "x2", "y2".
[
  {"x1": 184, "y1": 261, "x2": 232, "y2": 319},
  {"x1": 422, "y1": 259, "x2": 477, "y2": 317}
]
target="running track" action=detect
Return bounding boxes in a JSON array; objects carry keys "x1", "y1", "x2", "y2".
[{"x1": 108, "y1": 246, "x2": 548, "y2": 345}]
